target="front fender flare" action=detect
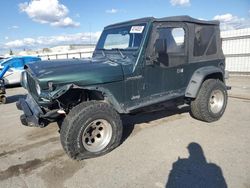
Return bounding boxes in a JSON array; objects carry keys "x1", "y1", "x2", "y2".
[
  {"x1": 84, "y1": 86, "x2": 126, "y2": 114},
  {"x1": 41, "y1": 84, "x2": 126, "y2": 114}
]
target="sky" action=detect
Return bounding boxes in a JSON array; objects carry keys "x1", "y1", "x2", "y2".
[{"x1": 0, "y1": 0, "x2": 249, "y2": 54}]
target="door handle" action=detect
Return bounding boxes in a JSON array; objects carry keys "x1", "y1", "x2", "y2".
[{"x1": 177, "y1": 68, "x2": 184, "y2": 73}]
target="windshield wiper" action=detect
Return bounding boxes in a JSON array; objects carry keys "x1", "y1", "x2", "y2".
[
  {"x1": 111, "y1": 48, "x2": 126, "y2": 59},
  {"x1": 100, "y1": 49, "x2": 116, "y2": 63},
  {"x1": 101, "y1": 49, "x2": 106, "y2": 58}
]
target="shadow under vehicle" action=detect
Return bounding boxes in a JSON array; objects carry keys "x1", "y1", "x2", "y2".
[{"x1": 17, "y1": 16, "x2": 230, "y2": 160}]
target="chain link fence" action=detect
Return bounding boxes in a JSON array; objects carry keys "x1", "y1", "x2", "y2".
[{"x1": 38, "y1": 48, "x2": 94, "y2": 60}]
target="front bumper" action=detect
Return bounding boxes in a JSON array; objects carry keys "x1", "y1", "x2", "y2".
[{"x1": 16, "y1": 94, "x2": 48, "y2": 127}]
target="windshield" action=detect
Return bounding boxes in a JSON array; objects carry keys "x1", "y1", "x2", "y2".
[{"x1": 96, "y1": 23, "x2": 147, "y2": 50}]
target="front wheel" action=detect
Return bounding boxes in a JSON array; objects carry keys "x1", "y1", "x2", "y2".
[
  {"x1": 60, "y1": 101, "x2": 123, "y2": 160},
  {"x1": 0, "y1": 95, "x2": 7, "y2": 104},
  {"x1": 190, "y1": 79, "x2": 228, "y2": 122}
]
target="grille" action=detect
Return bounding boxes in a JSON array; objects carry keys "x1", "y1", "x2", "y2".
[{"x1": 27, "y1": 73, "x2": 38, "y2": 97}]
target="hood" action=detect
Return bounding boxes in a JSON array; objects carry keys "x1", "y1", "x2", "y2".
[{"x1": 25, "y1": 58, "x2": 124, "y2": 88}]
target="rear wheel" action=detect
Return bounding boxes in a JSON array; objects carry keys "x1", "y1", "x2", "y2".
[
  {"x1": 60, "y1": 101, "x2": 123, "y2": 160},
  {"x1": 190, "y1": 79, "x2": 228, "y2": 122}
]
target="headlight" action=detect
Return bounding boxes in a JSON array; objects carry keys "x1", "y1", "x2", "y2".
[
  {"x1": 21, "y1": 71, "x2": 28, "y2": 89},
  {"x1": 48, "y1": 81, "x2": 54, "y2": 91},
  {"x1": 35, "y1": 81, "x2": 41, "y2": 95},
  {"x1": 0, "y1": 79, "x2": 4, "y2": 85}
]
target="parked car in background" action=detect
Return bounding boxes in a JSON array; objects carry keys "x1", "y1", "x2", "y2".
[{"x1": 0, "y1": 56, "x2": 41, "y2": 85}]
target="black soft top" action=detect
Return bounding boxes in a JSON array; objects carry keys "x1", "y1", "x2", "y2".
[
  {"x1": 156, "y1": 16, "x2": 219, "y2": 25},
  {"x1": 105, "y1": 15, "x2": 219, "y2": 29}
]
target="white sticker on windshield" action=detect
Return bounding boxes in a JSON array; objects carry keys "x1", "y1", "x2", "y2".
[{"x1": 130, "y1": 26, "x2": 144, "y2": 33}]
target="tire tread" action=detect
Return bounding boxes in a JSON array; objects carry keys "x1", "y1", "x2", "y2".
[
  {"x1": 60, "y1": 101, "x2": 122, "y2": 160},
  {"x1": 190, "y1": 79, "x2": 227, "y2": 122}
]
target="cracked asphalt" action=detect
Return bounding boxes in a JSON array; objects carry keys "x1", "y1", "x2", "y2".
[{"x1": 0, "y1": 76, "x2": 250, "y2": 188}]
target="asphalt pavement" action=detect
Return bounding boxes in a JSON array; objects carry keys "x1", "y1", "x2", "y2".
[{"x1": 0, "y1": 76, "x2": 250, "y2": 188}]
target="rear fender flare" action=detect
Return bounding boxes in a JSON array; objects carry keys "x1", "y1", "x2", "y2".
[{"x1": 185, "y1": 66, "x2": 223, "y2": 98}]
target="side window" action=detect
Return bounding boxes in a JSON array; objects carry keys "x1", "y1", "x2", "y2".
[
  {"x1": 157, "y1": 27, "x2": 185, "y2": 54},
  {"x1": 194, "y1": 25, "x2": 217, "y2": 57},
  {"x1": 171, "y1": 28, "x2": 185, "y2": 53},
  {"x1": 153, "y1": 26, "x2": 186, "y2": 67}
]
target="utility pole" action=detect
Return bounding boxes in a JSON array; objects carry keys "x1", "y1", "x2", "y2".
[{"x1": 89, "y1": 23, "x2": 92, "y2": 45}]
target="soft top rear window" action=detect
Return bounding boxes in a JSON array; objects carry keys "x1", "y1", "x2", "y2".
[{"x1": 193, "y1": 25, "x2": 217, "y2": 57}]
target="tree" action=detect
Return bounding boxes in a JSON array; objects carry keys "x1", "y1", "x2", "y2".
[{"x1": 9, "y1": 49, "x2": 14, "y2": 55}]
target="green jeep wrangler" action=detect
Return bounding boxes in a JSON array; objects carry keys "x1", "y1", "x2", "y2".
[{"x1": 17, "y1": 16, "x2": 229, "y2": 160}]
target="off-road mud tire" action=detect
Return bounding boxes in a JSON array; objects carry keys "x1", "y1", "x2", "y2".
[
  {"x1": 60, "y1": 101, "x2": 123, "y2": 160},
  {"x1": 190, "y1": 79, "x2": 227, "y2": 122},
  {"x1": 0, "y1": 95, "x2": 7, "y2": 104}
]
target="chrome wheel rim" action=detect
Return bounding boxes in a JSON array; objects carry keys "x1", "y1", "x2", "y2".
[
  {"x1": 209, "y1": 90, "x2": 224, "y2": 114},
  {"x1": 82, "y1": 119, "x2": 112, "y2": 152}
]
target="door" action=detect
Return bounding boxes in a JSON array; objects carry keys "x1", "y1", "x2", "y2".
[{"x1": 142, "y1": 22, "x2": 188, "y2": 101}]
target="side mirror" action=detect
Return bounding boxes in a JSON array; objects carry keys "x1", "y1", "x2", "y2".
[{"x1": 155, "y1": 39, "x2": 167, "y2": 54}]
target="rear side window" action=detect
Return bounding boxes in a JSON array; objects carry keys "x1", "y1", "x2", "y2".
[{"x1": 193, "y1": 25, "x2": 217, "y2": 57}]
